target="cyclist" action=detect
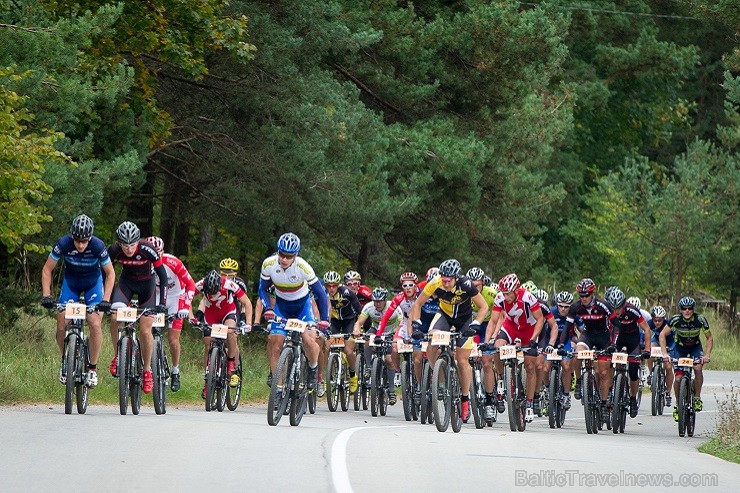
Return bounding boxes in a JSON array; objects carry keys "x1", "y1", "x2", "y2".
[
  {"x1": 559, "y1": 278, "x2": 621, "y2": 423},
  {"x1": 549, "y1": 291, "x2": 584, "y2": 410},
  {"x1": 191, "y1": 270, "x2": 253, "y2": 394},
  {"x1": 410, "y1": 259, "x2": 487, "y2": 423},
  {"x1": 344, "y1": 270, "x2": 372, "y2": 306},
  {"x1": 146, "y1": 236, "x2": 196, "y2": 392},
  {"x1": 663, "y1": 296, "x2": 712, "y2": 420},
  {"x1": 41, "y1": 214, "x2": 116, "y2": 388},
  {"x1": 485, "y1": 273, "x2": 544, "y2": 423},
  {"x1": 467, "y1": 267, "x2": 498, "y2": 420},
  {"x1": 533, "y1": 288, "x2": 560, "y2": 416},
  {"x1": 606, "y1": 287, "x2": 652, "y2": 418},
  {"x1": 353, "y1": 287, "x2": 403, "y2": 404},
  {"x1": 648, "y1": 305, "x2": 673, "y2": 405},
  {"x1": 107, "y1": 221, "x2": 168, "y2": 394},
  {"x1": 259, "y1": 233, "x2": 330, "y2": 391},
  {"x1": 324, "y1": 271, "x2": 363, "y2": 394},
  {"x1": 219, "y1": 258, "x2": 250, "y2": 324},
  {"x1": 627, "y1": 296, "x2": 651, "y2": 349}
]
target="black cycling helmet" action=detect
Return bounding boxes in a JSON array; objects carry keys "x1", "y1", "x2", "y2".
[
  {"x1": 203, "y1": 270, "x2": 222, "y2": 296},
  {"x1": 438, "y1": 259, "x2": 461, "y2": 278},
  {"x1": 678, "y1": 296, "x2": 696, "y2": 310},
  {"x1": 70, "y1": 214, "x2": 94, "y2": 239}
]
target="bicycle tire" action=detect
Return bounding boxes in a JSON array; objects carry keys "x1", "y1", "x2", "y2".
[
  {"x1": 307, "y1": 384, "x2": 317, "y2": 414},
  {"x1": 370, "y1": 357, "x2": 382, "y2": 417},
  {"x1": 432, "y1": 356, "x2": 451, "y2": 432},
  {"x1": 515, "y1": 362, "x2": 526, "y2": 432},
  {"x1": 75, "y1": 341, "x2": 89, "y2": 415},
  {"x1": 650, "y1": 364, "x2": 661, "y2": 416},
  {"x1": 504, "y1": 364, "x2": 517, "y2": 432},
  {"x1": 327, "y1": 353, "x2": 339, "y2": 412},
  {"x1": 658, "y1": 367, "x2": 665, "y2": 415},
  {"x1": 118, "y1": 336, "x2": 130, "y2": 415},
  {"x1": 612, "y1": 372, "x2": 626, "y2": 434},
  {"x1": 353, "y1": 352, "x2": 364, "y2": 411},
  {"x1": 340, "y1": 355, "x2": 349, "y2": 412},
  {"x1": 205, "y1": 347, "x2": 219, "y2": 412},
  {"x1": 582, "y1": 371, "x2": 597, "y2": 434},
  {"x1": 450, "y1": 365, "x2": 462, "y2": 433},
  {"x1": 400, "y1": 360, "x2": 412, "y2": 421},
  {"x1": 130, "y1": 338, "x2": 142, "y2": 415},
  {"x1": 687, "y1": 392, "x2": 696, "y2": 437},
  {"x1": 216, "y1": 350, "x2": 227, "y2": 413},
  {"x1": 289, "y1": 353, "x2": 308, "y2": 426},
  {"x1": 227, "y1": 354, "x2": 242, "y2": 411},
  {"x1": 152, "y1": 336, "x2": 166, "y2": 415},
  {"x1": 64, "y1": 334, "x2": 77, "y2": 415},
  {"x1": 678, "y1": 376, "x2": 689, "y2": 437},
  {"x1": 470, "y1": 375, "x2": 484, "y2": 429},
  {"x1": 419, "y1": 360, "x2": 431, "y2": 425},
  {"x1": 548, "y1": 366, "x2": 559, "y2": 429},
  {"x1": 268, "y1": 347, "x2": 294, "y2": 426}
]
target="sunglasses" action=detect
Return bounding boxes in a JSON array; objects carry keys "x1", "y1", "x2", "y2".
[
  {"x1": 578, "y1": 293, "x2": 591, "y2": 298},
  {"x1": 402, "y1": 282, "x2": 416, "y2": 289},
  {"x1": 681, "y1": 307, "x2": 694, "y2": 311},
  {"x1": 346, "y1": 281, "x2": 360, "y2": 286},
  {"x1": 278, "y1": 252, "x2": 296, "y2": 259},
  {"x1": 441, "y1": 276, "x2": 455, "y2": 283},
  {"x1": 326, "y1": 283, "x2": 339, "y2": 289},
  {"x1": 120, "y1": 242, "x2": 137, "y2": 249},
  {"x1": 557, "y1": 304, "x2": 570, "y2": 309},
  {"x1": 73, "y1": 236, "x2": 91, "y2": 243}
]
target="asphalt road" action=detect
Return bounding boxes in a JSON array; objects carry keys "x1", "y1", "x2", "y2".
[{"x1": 2, "y1": 370, "x2": 738, "y2": 492}]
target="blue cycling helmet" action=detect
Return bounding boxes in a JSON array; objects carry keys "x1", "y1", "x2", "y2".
[{"x1": 277, "y1": 232, "x2": 301, "y2": 254}]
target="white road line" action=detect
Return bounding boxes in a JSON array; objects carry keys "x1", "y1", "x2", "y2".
[{"x1": 330, "y1": 425, "x2": 405, "y2": 493}]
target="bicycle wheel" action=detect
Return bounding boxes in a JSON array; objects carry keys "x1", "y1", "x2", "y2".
[
  {"x1": 340, "y1": 356, "x2": 350, "y2": 412},
  {"x1": 515, "y1": 363, "x2": 526, "y2": 431},
  {"x1": 450, "y1": 366, "x2": 462, "y2": 433},
  {"x1": 400, "y1": 360, "x2": 412, "y2": 421},
  {"x1": 419, "y1": 360, "x2": 431, "y2": 425},
  {"x1": 216, "y1": 351, "x2": 227, "y2": 413},
  {"x1": 268, "y1": 348, "x2": 294, "y2": 426},
  {"x1": 650, "y1": 364, "x2": 661, "y2": 416},
  {"x1": 227, "y1": 354, "x2": 242, "y2": 411},
  {"x1": 582, "y1": 371, "x2": 597, "y2": 434},
  {"x1": 130, "y1": 339, "x2": 142, "y2": 415},
  {"x1": 687, "y1": 390, "x2": 696, "y2": 437},
  {"x1": 370, "y1": 358, "x2": 382, "y2": 417},
  {"x1": 205, "y1": 348, "x2": 219, "y2": 412},
  {"x1": 379, "y1": 361, "x2": 388, "y2": 417},
  {"x1": 612, "y1": 373, "x2": 626, "y2": 434},
  {"x1": 118, "y1": 336, "x2": 130, "y2": 415},
  {"x1": 64, "y1": 334, "x2": 77, "y2": 415},
  {"x1": 678, "y1": 376, "x2": 689, "y2": 437},
  {"x1": 432, "y1": 356, "x2": 451, "y2": 432},
  {"x1": 470, "y1": 376, "x2": 484, "y2": 429},
  {"x1": 658, "y1": 366, "x2": 666, "y2": 415},
  {"x1": 289, "y1": 353, "x2": 308, "y2": 426},
  {"x1": 504, "y1": 364, "x2": 517, "y2": 432},
  {"x1": 152, "y1": 337, "x2": 166, "y2": 415},
  {"x1": 327, "y1": 353, "x2": 340, "y2": 412},
  {"x1": 548, "y1": 366, "x2": 559, "y2": 429},
  {"x1": 75, "y1": 341, "x2": 89, "y2": 415}
]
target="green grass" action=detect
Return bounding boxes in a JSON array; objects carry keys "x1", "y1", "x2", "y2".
[
  {"x1": 703, "y1": 310, "x2": 740, "y2": 371},
  {"x1": 0, "y1": 311, "x2": 270, "y2": 405},
  {"x1": 699, "y1": 384, "x2": 740, "y2": 464}
]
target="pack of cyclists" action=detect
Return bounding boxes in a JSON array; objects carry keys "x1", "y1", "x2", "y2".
[{"x1": 42, "y1": 215, "x2": 714, "y2": 427}]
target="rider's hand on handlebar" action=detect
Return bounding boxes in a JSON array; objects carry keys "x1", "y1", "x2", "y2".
[
  {"x1": 154, "y1": 304, "x2": 167, "y2": 314},
  {"x1": 411, "y1": 330, "x2": 424, "y2": 340},
  {"x1": 317, "y1": 320, "x2": 330, "y2": 332},
  {"x1": 96, "y1": 300, "x2": 111, "y2": 313},
  {"x1": 605, "y1": 345, "x2": 617, "y2": 355},
  {"x1": 176, "y1": 309, "x2": 189, "y2": 319},
  {"x1": 41, "y1": 296, "x2": 55, "y2": 309},
  {"x1": 374, "y1": 335, "x2": 384, "y2": 345},
  {"x1": 545, "y1": 345, "x2": 555, "y2": 354},
  {"x1": 238, "y1": 322, "x2": 252, "y2": 335},
  {"x1": 263, "y1": 310, "x2": 275, "y2": 321}
]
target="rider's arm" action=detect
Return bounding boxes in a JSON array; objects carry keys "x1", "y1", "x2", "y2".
[
  {"x1": 485, "y1": 309, "x2": 501, "y2": 342},
  {"x1": 258, "y1": 277, "x2": 273, "y2": 310},
  {"x1": 470, "y1": 292, "x2": 489, "y2": 324},
  {"x1": 409, "y1": 291, "x2": 431, "y2": 323},
  {"x1": 659, "y1": 323, "x2": 672, "y2": 359},
  {"x1": 101, "y1": 261, "x2": 116, "y2": 301},
  {"x1": 608, "y1": 312, "x2": 621, "y2": 345},
  {"x1": 154, "y1": 263, "x2": 168, "y2": 305},
  {"x1": 639, "y1": 319, "x2": 651, "y2": 351},
  {"x1": 41, "y1": 257, "x2": 58, "y2": 298},
  {"x1": 704, "y1": 330, "x2": 713, "y2": 361},
  {"x1": 238, "y1": 293, "x2": 253, "y2": 326},
  {"x1": 377, "y1": 295, "x2": 401, "y2": 334},
  {"x1": 353, "y1": 313, "x2": 368, "y2": 335},
  {"x1": 547, "y1": 316, "x2": 559, "y2": 347},
  {"x1": 530, "y1": 306, "x2": 545, "y2": 340},
  {"x1": 308, "y1": 279, "x2": 329, "y2": 322}
]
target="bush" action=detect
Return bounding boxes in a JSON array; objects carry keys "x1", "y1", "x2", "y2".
[{"x1": 700, "y1": 385, "x2": 740, "y2": 464}]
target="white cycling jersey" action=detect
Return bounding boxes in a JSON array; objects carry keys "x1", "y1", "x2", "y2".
[
  {"x1": 260, "y1": 254, "x2": 318, "y2": 301},
  {"x1": 362, "y1": 301, "x2": 402, "y2": 334}
]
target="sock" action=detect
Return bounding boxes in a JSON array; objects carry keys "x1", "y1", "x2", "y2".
[
  {"x1": 461, "y1": 395, "x2": 469, "y2": 403},
  {"x1": 349, "y1": 371, "x2": 355, "y2": 377},
  {"x1": 171, "y1": 365, "x2": 180, "y2": 374}
]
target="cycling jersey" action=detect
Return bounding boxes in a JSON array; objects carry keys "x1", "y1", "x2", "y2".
[
  {"x1": 422, "y1": 275, "x2": 478, "y2": 319},
  {"x1": 258, "y1": 254, "x2": 329, "y2": 322},
  {"x1": 328, "y1": 285, "x2": 362, "y2": 321},
  {"x1": 615, "y1": 304, "x2": 644, "y2": 336},
  {"x1": 360, "y1": 301, "x2": 402, "y2": 335},
  {"x1": 155, "y1": 253, "x2": 196, "y2": 329},
  {"x1": 549, "y1": 307, "x2": 584, "y2": 353},
  {"x1": 472, "y1": 285, "x2": 497, "y2": 322},
  {"x1": 378, "y1": 287, "x2": 420, "y2": 333},
  {"x1": 50, "y1": 235, "x2": 111, "y2": 282},
  {"x1": 195, "y1": 276, "x2": 245, "y2": 325},
  {"x1": 560, "y1": 297, "x2": 619, "y2": 346},
  {"x1": 650, "y1": 318, "x2": 674, "y2": 348},
  {"x1": 492, "y1": 288, "x2": 542, "y2": 345},
  {"x1": 108, "y1": 240, "x2": 167, "y2": 305},
  {"x1": 668, "y1": 313, "x2": 709, "y2": 349},
  {"x1": 535, "y1": 304, "x2": 556, "y2": 344}
]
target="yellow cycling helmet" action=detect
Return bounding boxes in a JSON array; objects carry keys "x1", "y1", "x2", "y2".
[{"x1": 219, "y1": 258, "x2": 239, "y2": 274}]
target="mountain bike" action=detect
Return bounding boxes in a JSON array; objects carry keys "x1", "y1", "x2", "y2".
[
  {"x1": 650, "y1": 346, "x2": 666, "y2": 416},
  {"x1": 430, "y1": 330, "x2": 464, "y2": 433},
  {"x1": 353, "y1": 333, "x2": 371, "y2": 411},
  {"x1": 326, "y1": 333, "x2": 351, "y2": 412},
  {"x1": 674, "y1": 356, "x2": 703, "y2": 437},
  {"x1": 577, "y1": 348, "x2": 609, "y2": 434},
  {"x1": 114, "y1": 305, "x2": 153, "y2": 416},
  {"x1": 267, "y1": 317, "x2": 317, "y2": 426},
  {"x1": 418, "y1": 339, "x2": 434, "y2": 425},
  {"x1": 369, "y1": 334, "x2": 394, "y2": 417},
  {"x1": 56, "y1": 302, "x2": 96, "y2": 415},
  {"x1": 496, "y1": 339, "x2": 527, "y2": 432},
  {"x1": 609, "y1": 349, "x2": 631, "y2": 434},
  {"x1": 193, "y1": 322, "x2": 245, "y2": 412},
  {"x1": 546, "y1": 348, "x2": 572, "y2": 429},
  {"x1": 469, "y1": 342, "x2": 495, "y2": 429},
  {"x1": 398, "y1": 338, "x2": 418, "y2": 421},
  {"x1": 151, "y1": 313, "x2": 175, "y2": 415}
]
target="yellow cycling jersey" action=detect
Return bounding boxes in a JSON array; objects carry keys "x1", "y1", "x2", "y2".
[
  {"x1": 472, "y1": 285, "x2": 497, "y2": 322},
  {"x1": 422, "y1": 275, "x2": 479, "y2": 319}
]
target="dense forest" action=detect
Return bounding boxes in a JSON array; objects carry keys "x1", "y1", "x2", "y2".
[{"x1": 1, "y1": 1, "x2": 737, "y2": 329}]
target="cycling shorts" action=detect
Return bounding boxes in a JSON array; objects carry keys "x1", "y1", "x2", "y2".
[
  {"x1": 496, "y1": 319, "x2": 535, "y2": 346},
  {"x1": 204, "y1": 307, "x2": 237, "y2": 325},
  {"x1": 112, "y1": 277, "x2": 156, "y2": 310},
  {"x1": 576, "y1": 330, "x2": 611, "y2": 351},
  {"x1": 59, "y1": 274, "x2": 104, "y2": 305},
  {"x1": 330, "y1": 317, "x2": 355, "y2": 335},
  {"x1": 670, "y1": 344, "x2": 702, "y2": 361},
  {"x1": 269, "y1": 295, "x2": 316, "y2": 336}
]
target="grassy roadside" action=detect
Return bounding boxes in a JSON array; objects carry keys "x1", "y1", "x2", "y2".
[
  {"x1": 699, "y1": 385, "x2": 740, "y2": 464},
  {"x1": 0, "y1": 311, "x2": 271, "y2": 405}
]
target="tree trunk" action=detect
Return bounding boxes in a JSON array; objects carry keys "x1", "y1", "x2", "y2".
[
  {"x1": 127, "y1": 160, "x2": 155, "y2": 234},
  {"x1": 357, "y1": 238, "x2": 369, "y2": 280}
]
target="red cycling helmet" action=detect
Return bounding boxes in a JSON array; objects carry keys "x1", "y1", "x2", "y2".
[
  {"x1": 576, "y1": 278, "x2": 596, "y2": 296},
  {"x1": 399, "y1": 272, "x2": 418, "y2": 284},
  {"x1": 498, "y1": 273, "x2": 520, "y2": 293}
]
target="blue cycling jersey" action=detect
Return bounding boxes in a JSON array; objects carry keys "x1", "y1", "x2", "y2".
[{"x1": 49, "y1": 235, "x2": 110, "y2": 281}]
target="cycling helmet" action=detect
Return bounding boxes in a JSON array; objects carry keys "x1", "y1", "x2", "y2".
[
  {"x1": 576, "y1": 278, "x2": 596, "y2": 296},
  {"x1": 145, "y1": 236, "x2": 164, "y2": 257},
  {"x1": 203, "y1": 270, "x2": 223, "y2": 296},
  {"x1": 535, "y1": 288, "x2": 549, "y2": 304},
  {"x1": 651, "y1": 305, "x2": 667, "y2": 318},
  {"x1": 276, "y1": 232, "x2": 301, "y2": 254},
  {"x1": 498, "y1": 273, "x2": 520, "y2": 293},
  {"x1": 371, "y1": 287, "x2": 388, "y2": 301},
  {"x1": 219, "y1": 258, "x2": 239, "y2": 273},
  {"x1": 70, "y1": 214, "x2": 94, "y2": 239},
  {"x1": 116, "y1": 221, "x2": 140, "y2": 244},
  {"x1": 604, "y1": 285, "x2": 619, "y2": 300},
  {"x1": 483, "y1": 275, "x2": 492, "y2": 287},
  {"x1": 344, "y1": 270, "x2": 361, "y2": 282},
  {"x1": 678, "y1": 296, "x2": 696, "y2": 309},
  {"x1": 521, "y1": 280, "x2": 538, "y2": 292},
  {"x1": 466, "y1": 267, "x2": 485, "y2": 281},
  {"x1": 606, "y1": 287, "x2": 625, "y2": 308},
  {"x1": 425, "y1": 267, "x2": 439, "y2": 282},
  {"x1": 399, "y1": 272, "x2": 418, "y2": 283},
  {"x1": 438, "y1": 259, "x2": 461, "y2": 278},
  {"x1": 626, "y1": 296, "x2": 641, "y2": 309},
  {"x1": 554, "y1": 291, "x2": 574, "y2": 305},
  {"x1": 323, "y1": 271, "x2": 341, "y2": 284}
]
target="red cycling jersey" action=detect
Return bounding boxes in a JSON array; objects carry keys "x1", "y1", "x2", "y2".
[{"x1": 195, "y1": 276, "x2": 245, "y2": 325}]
